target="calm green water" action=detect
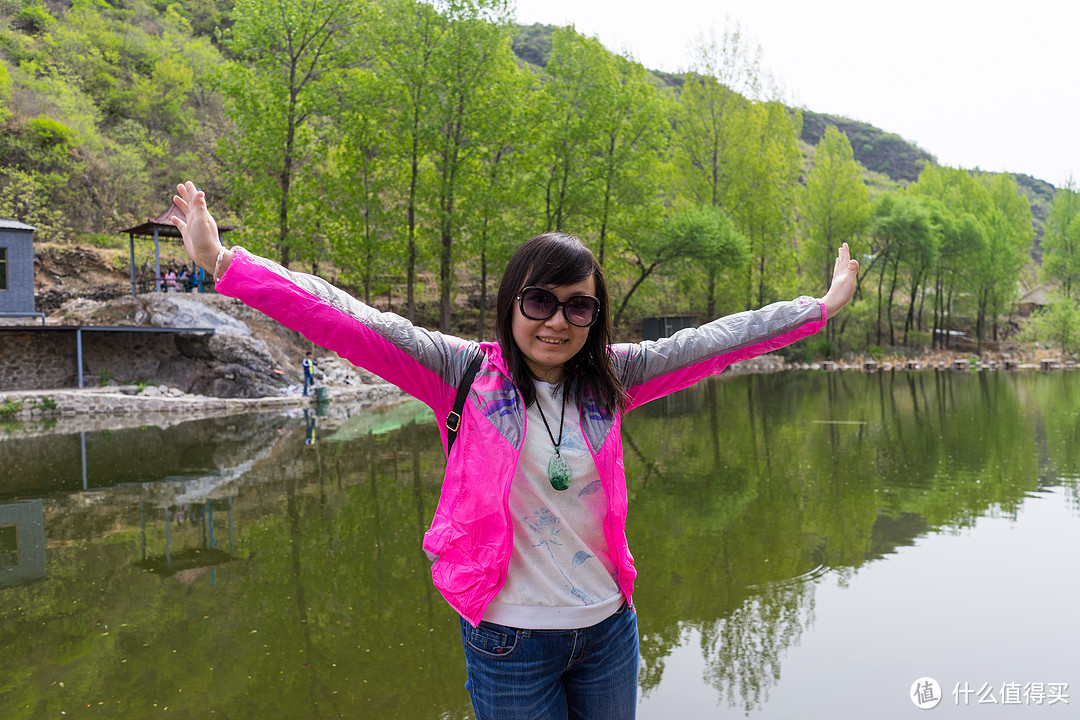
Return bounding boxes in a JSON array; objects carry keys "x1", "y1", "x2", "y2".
[{"x1": 2, "y1": 371, "x2": 1078, "y2": 718}]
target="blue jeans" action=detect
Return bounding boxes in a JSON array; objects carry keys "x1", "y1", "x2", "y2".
[
  {"x1": 460, "y1": 604, "x2": 638, "y2": 720},
  {"x1": 303, "y1": 373, "x2": 313, "y2": 396}
]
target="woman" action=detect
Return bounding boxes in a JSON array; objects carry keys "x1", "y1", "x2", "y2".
[{"x1": 171, "y1": 181, "x2": 857, "y2": 719}]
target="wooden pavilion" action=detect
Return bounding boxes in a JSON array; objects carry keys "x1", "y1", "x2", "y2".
[{"x1": 120, "y1": 201, "x2": 234, "y2": 296}]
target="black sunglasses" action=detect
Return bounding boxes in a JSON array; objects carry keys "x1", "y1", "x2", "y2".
[{"x1": 516, "y1": 286, "x2": 601, "y2": 328}]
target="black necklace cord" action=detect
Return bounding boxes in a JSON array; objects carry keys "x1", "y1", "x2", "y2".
[{"x1": 534, "y1": 386, "x2": 567, "y2": 456}]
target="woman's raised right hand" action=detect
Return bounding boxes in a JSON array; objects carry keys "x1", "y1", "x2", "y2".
[{"x1": 170, "y1": 181, "x2": 232, "y2": 278}]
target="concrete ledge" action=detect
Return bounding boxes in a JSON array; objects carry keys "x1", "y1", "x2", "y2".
[{"x1": 0, "y1": 383, "x2": 405, "y2": 425}]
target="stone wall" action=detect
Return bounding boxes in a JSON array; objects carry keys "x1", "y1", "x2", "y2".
[
  {"x1": 0, "y1": 330, "x2": 76, "y2": 390},
  {"x1": 0, "y1": 328, "x2": 210, "y2": 391}
]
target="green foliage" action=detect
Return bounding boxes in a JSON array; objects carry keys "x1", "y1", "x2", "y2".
[
  {"x1": 26, "y1": 113, "x2": 79, "y2": 148},
  {"x1": 84, "y1": 232, "x2": 124, "y2": 249},
  {"x1": 1041, "y1": 179, "x2": 1080, "y2": 297},
  {"x1": 216, "y1": 0, "x2": 371, "y2": 267},
  {"x1": 511, "y1": 22, "x2": 556, "y2": 67},
  {"x1": 0, "y1": 168, "x2": 72, "y2": 242},
  {"x1": 0, "y1": 60, "x2": 11, "y2": 123},
  {"x1": 0, "y1": 398, "x2": 22, "y2": 418},
  {"x1": 801, "y1": 125, "x2": 870, "y2": 290},
  {"x1": 614, "y1": 203, "x2": 747, "y2": 328},
  {"x1": 0, "y1": 0, "x2": 223, "y2": 238},
  {"x1": 780, "y1": 335, "x2": 835, "y2": 362},
  {"x1": 13, "y1": 1, "x2": 52, "y2": 35},
  {"x1": 1026, "y1": 296, "x2": 1080, "y2": 354}
]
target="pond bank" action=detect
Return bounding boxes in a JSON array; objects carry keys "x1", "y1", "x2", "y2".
[
  {"x1": 0, "y1": 382, "x2": 407, "y2": 438},
  {"x1": 1, "y1": 349, "x2": 1067, "y2": 437}
]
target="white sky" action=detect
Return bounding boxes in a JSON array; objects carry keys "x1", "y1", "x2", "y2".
[{"x1": 512, "y1": 0, "x2": 1078, "y2": 188}]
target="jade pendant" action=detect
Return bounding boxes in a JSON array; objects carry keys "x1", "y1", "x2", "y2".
[{"x1": 548, "y1": 452, "x2": 571, "y2": 491}]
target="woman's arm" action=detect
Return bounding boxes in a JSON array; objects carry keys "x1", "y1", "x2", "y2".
[
  {"x1": 617, "y1": 244, "x2": 859, "y2": 409},
  {"x1": 168, "y1": 181, "x2": 476, "y2": 408}
]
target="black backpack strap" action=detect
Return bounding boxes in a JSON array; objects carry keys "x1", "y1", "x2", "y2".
[{"x1": 446, "y1": 351, "x2": 484, "y2": 456}]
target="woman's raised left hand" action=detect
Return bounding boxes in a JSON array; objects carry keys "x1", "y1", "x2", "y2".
[{"x1": 820, "y1": 243, "x2": 859, "y2": 319}]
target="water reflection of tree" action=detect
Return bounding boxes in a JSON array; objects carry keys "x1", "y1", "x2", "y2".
[{"x1": 700, "y1": 581, "x2": 815, "y2": 713}]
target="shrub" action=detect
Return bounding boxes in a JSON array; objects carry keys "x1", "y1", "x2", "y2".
[
  {"x1": 810, "y1": 337, "x2": 838, "y2": 360},
  {"x1": 27, "y1": 114, "x2": 79, "y2": 150},
  {"x1": 13, "y1": 2, "x2": 51, "y2": 34}
]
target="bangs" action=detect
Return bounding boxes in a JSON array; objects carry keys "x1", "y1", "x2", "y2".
[{"x1": 523, "y1": 238, "x2": 597, "y2": 289}]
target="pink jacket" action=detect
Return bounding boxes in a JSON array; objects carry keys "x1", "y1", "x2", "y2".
[{"x1": 218, "y1": 248, "x2": 827, "y2": 626}]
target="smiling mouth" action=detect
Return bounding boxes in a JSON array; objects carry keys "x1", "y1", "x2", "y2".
[{"x1": 537, "y1": 337, "x2": 568, "y2": 345}]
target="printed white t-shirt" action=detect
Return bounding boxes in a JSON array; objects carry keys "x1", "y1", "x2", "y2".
[{"x1": 483, "y1": 380, "x2": 623, "y2": 629}]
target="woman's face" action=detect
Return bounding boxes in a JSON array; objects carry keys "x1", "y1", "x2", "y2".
[{"x1": 511, "y1": 275, "x2": 596, "y2": 384}]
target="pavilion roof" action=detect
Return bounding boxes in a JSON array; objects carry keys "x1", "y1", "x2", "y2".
[{"x1": 119, "y1": 201, "x2": 235, "y2": 237}]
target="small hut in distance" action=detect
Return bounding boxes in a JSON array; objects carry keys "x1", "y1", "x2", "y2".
[{"x1": 0, "y1": 218, "x2": 44, "y2": 324}]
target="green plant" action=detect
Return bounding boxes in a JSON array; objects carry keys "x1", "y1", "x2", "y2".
[
  {"x1": 809, "y1": 337, "x2": 838, "y2": 360},
  {"x1": 867, "y1": 345, "x2": 884, "y2": 361},
  {"x1": 13, "y1": 2, "x2": 52, "y2": 34},
  {"x1": 85, "y1": 232, "x2": 124, "y2": 250},
  {"x1": 33, "y1": 396, "x2": 57, "y2": 410},
  {"x1": 0, "y1": 399, "x2": 23, "y2": 418},
  {"x1": 99, "y1": 368, "x2": 113, "y2": 386},
  {"x1": 778, "y1": 338, "x2": 813, "y2": 364},
  {"x1": 906, "y1": 330, "x2": 932, "y2": 347}
]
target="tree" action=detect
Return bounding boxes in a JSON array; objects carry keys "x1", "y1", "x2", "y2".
[
  {"x1": 910, "y1": 166, "x2": 1032, "y2": 351},
  {"x1": 673, "y1": 24, "x2": 799, "y2": 309},
  {"x1": 801, "y1": 125, "x2": 869, "y2": 347},
  {"x1": 327, "y1": 64, "x2": 402, "y2": 304},
  {"x1": 671, "y1": 69, "x2": 748, "y2": 210},
  {"x1": 927, "y1": 206, "x2": 984, "y2": 349},
  {"x1": 868, "y1": 192, "x2": 936, "y2": 345},
  {"x1": 1028, "y1": 294, "x2": 1080, "y2": 354},
  {"x1": 380, "y1": 0, "x2": 449, "y2": 321},
  {"x1": 591, "y1": 52, "x2": 669, "y2": 267},
  {"x1": 427, "y1": 0, "x2": 516, "y2": 333},
  {"x1": 977, "y1": 173, "x2": 1033, "y2": 345},
  {"x1": 526, "y1": 27, "x2": 615, "y2": 235},
  {"x1": 467, "y1": 73, "x2": 534, "y2": 339},
  {"x1": 801, "y1": 126, "x2": 869, "y2": 290},
  {"x1": 728, "y1": 100, "x2": 802, "y2": 309},
  {"x1": 218, "y1": 0, "x2": 369, "y2": 267},
  {"x1": 613, "y1": 204, "x2": 748, "y2": 329},
  {"x1": 1041, "y1": 179, "x2": 1080, "y2": 299}
]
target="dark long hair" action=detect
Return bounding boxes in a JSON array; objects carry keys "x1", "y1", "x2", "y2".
[{"x1": 495, "y1": 233, "x2": 627, "y2": 415}]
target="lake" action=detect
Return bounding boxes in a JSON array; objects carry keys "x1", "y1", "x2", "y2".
[{"x1": 1, "y1": 370, "x2": 1077, "y2": 718}]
